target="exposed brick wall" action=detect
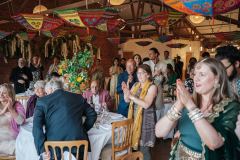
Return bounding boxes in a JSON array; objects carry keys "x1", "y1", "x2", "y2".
[{"x1": 0, "y1": 36, "x2": 119, "y2": 84}]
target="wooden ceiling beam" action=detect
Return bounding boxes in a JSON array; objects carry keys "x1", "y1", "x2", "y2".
[
  {"x1": 182, "y1": 18, "x2": 204, "y2": 39},
  {"x1": 213, "y1": 15, "x2": 240, "y2": 26},
  {"x1": 129, "y1": 0, "x2": 135, "y2": 20},
  {"x1": 238, "y1": 8, "x2": 240, "y2": 27},
  {"x1": 202, "y1": 31, "x2": 240, "y2": 35}
]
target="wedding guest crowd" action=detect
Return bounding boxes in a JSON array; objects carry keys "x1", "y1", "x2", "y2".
[{"x1": 2, "y1": 44, "x2": 240, "y2": 160}]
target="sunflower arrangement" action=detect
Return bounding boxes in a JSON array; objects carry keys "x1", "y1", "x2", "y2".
[{"x1": 58, "y1": 49, "x2": 93, "y2": 93}]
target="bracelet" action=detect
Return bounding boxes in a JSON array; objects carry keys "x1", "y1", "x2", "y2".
[
  {"x1": 166, "y1": 105, "x2": 182, "y2": 121},
  {"x1": 188, "y1": 108, "x2": 204, "y2": 123}
]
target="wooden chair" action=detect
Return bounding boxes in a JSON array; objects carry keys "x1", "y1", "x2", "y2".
[
  {"x1": 44, "y1": 140, "x2": 88, "y2": 160},
  {"x1": 0, "y1": 155, "x2": 15, "y2": 160},
  {"x1": 120, "y1": 152, "x2": 143, "y2": 160},
  {"x1": 111, "y1": 119, "x2": 134, "y2": 160}
]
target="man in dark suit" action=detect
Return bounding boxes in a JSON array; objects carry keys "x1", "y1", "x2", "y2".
[
  {"x1": 33, "y1": 80, "x2": 97, "y2": 160},
  {"x1": 117, "y1": 59, "x2": 138, "y2": 117},
  {"x1": 10, "y1": 58, "x2": 33, "y2": 94}
]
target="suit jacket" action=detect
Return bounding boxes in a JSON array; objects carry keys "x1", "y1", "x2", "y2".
[
  {"x1": 33, "y1": 89, "x2": 97, "y2": 156},
  {"x1": 116, "y1": 71, "x2": 138, "y2": 117},
  {"x1": 82, "y1": 89, "x2": 113, "y2": 111},
  {"x1": 10, "y1": 66, "x2": 33, "y2": 94}
]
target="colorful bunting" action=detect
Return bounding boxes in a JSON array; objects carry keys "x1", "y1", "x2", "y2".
[
  {"x1": 0, "y1": 31, "x2": 11, "y2": 39},
  {"x1": 142, "y1": 11, "x2": 182, "y2": 27},
  {"x1": 164, "y1": 0, "x2": 240, "y2": 16},
  {"x1": 17, "y1": 32, "x2": 36, "y2": 41},
  {"x1": 168, "y1": 11, "x2": 183, "y2": 25},
  {"x1": 153, "y1": 11, "x2": 169, "y2": 27},
  {"x1": 12, "y1": 14, "x2": 64, "y2": 32},
  {"x1": 215, "y1": 31, "x2": 240, "y2": 41},
  {"x1": 54, "y1": 9, "x2": 85, "y2": 27},
  {"x1": 78, "y1": 8, "x2": 118, "y2": 27}
]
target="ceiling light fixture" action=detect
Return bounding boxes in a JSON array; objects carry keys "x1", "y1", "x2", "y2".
[
  {"x1": 189, "y1": 15, "x2": 205, "y2": 24},
  {"x1": 108, "y1": 0, "x2": 125, "y2": 5},
  {"x1": 33, "y1": 0, "x2": 47, "y2": 14}
]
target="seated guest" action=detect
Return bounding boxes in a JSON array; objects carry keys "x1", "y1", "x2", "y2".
[
  {"x1": 0, "y1": 83, "x2": 25, "y2": 155},
  {"x1": 33, "y1": 80, "x2": 97, "y2": 160},
  {"x1": 83, "y1": 79, "x2": 113, "y2": 111},
  {"x1": 10, "y1": 58, "x2": 33, "y2": 94},
  {"x1": 26, "y1": 80, "x2": 46, "y2": 118}
]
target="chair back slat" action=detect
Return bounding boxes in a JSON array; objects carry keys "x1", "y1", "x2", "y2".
[
  {"x1": 44, "y1": 140, "x2": 88, "y2": 160},
  {"x1": 111, "y1": 119, "x2": 133, "y2": 160}
]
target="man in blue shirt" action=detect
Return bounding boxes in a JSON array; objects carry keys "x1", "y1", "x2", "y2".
[{"x1": 116, "y1": 59, "x2": 138, "y2": 117}]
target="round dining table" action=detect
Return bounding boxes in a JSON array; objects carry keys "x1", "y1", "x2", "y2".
[{"x1": 16, "y1": 112, "x2": 124, "y2": 160}]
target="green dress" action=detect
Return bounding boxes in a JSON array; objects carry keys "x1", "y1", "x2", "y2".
[{"x1": 170, "y1": 99, "x2": 240, "y2": 160}]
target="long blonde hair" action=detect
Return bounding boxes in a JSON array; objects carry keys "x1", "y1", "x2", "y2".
[
  {"x1": 193, "y1": 58, "x2": 233, "y2": 106},
  {"x1": 0, "y1": 83, "x2": 16, "y2": 102},
  {"x1": 0, "y1": 83, "x2": 16, "y2": 114}
]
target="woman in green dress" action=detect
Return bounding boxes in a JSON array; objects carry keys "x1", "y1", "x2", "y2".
[{"x1": 156, "y1": 58, "x2": 240, "y2": 160}]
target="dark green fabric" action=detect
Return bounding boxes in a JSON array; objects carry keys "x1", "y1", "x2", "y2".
[
  {"x1": 204, "y1": 100, "x2": 240, "y2": 160},
  {"x1": 169, "y1": 100, "x2": 240, "y2": 160},
  {"x1": 167, "y1": 73, "x2": 178, "y2": 86},
  {"x1": 178, "y1": 109, "x2": 202, "y2": 152}
]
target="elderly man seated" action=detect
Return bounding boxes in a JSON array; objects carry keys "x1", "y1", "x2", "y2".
[
  {"x1": 33, "y1": 79, "x2": 97, "y2": 160},
  {"x1": 26, "y1": 80, "x2": 46, "y2": 118},
  {"x1": 83, "y1": 79, "x2": 113, "y2": 112}
]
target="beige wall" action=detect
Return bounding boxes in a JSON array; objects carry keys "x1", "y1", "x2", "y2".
[
  {"x1": 121, "y1": 38, "x2": 201, "y2": 69},
  {"x1": 120, "y1": 38, "x2": 171, "y2": 60}
]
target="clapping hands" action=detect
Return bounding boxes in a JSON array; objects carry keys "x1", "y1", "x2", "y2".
[
  {"x1": 176, "y1": 79, "x2": 194, "y2": 109},
  {"x1": 122, "y1": 82, "x2": 131, "y2": 98}
]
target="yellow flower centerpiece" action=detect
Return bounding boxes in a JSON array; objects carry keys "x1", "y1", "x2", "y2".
[{"x1": 58, "y1": 50, "x2": 93, "y2": 93}]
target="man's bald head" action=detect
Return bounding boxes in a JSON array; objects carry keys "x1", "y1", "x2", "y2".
[{"x1": 126, "y1": 59, "x2": 136, "y2": 75}]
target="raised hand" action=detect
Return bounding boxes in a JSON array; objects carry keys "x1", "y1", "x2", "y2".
[
  {"x1": 6, "y1": 96, "x2": 14, "y2": 112},
  {"x1": 127, "y1": 74, "x2": 133, "y2": 84},
  {"x1": 176, "y1": 79, "x2": 194, "y2": 109},
  {"x1": 41, "y1": 151, "x2": 51, "y2": 160},
  {"x1": 121, "y1": 82, "x2": 128, "y2": 91},
  {"x1": 21, "y1": 74, "x2": 28, "y2": 80},
  {"x1": 18, "y1": 79, "x2": 25, "y2": 84}
]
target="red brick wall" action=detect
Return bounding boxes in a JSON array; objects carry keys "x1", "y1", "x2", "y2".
[{"x1": 0, "y1": 36, "x2": 119, "y2": 84}]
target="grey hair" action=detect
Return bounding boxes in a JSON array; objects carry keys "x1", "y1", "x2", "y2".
[
  {"x1": 34, "y1": 80, "x2": 46, "y2": 89},
  {"x1": 45, "y1": 79, "x2": 63, "y2": 92}
]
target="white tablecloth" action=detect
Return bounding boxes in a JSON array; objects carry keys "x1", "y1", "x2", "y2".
[
  {"x1": 16, "y1": 113, "x2": 124, "y2": 160},
  {"x1": 16, "y1": 92, "x2": 32, "y2": 111},
  {"x1": 156, "y1": 102, "x2": 175, "y2": 139}
]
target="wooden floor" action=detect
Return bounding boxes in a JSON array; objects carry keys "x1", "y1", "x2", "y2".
[{"x1": 151, "y1": 138, "x2": 172, "y2": 160}]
